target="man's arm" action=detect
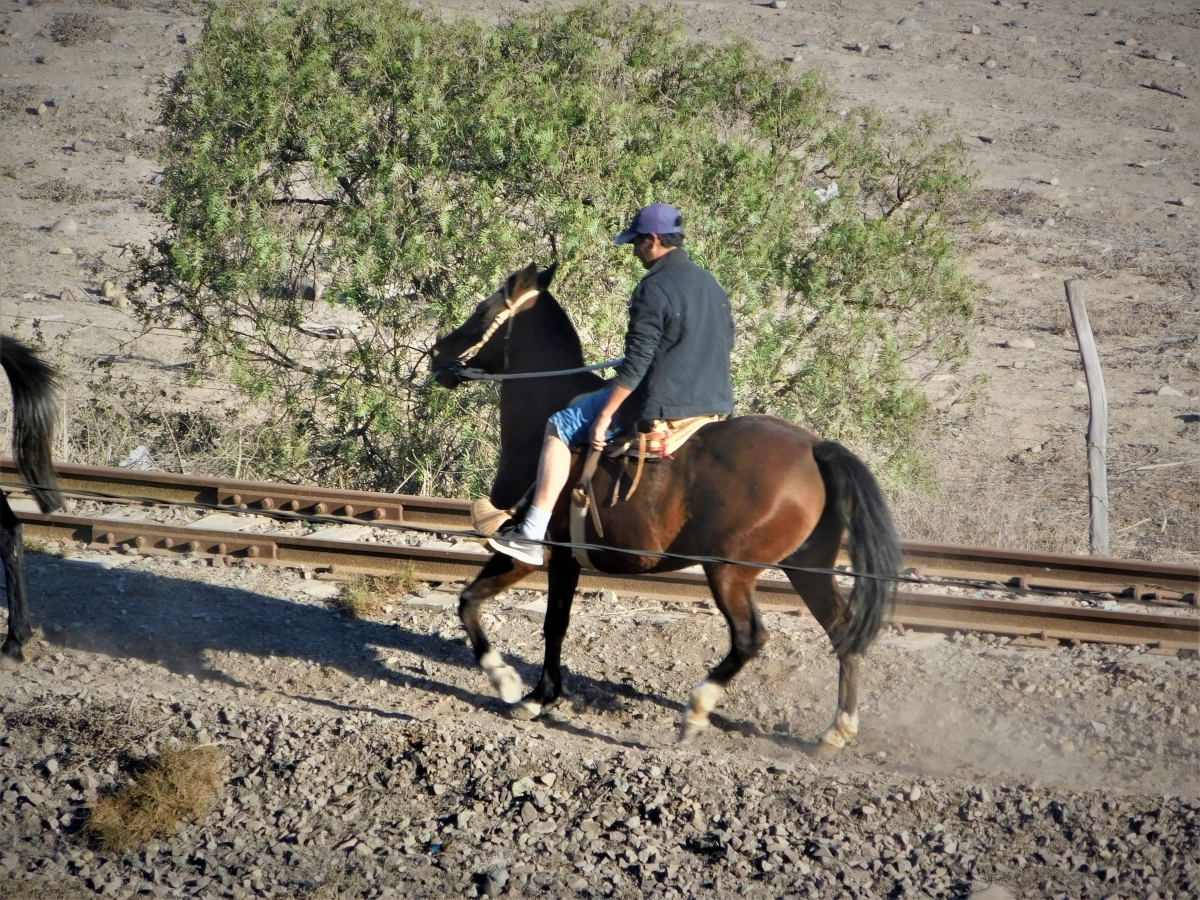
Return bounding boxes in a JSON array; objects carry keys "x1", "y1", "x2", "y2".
[
  {"x1": 612, "y1": 282, "x2": 667, "y2": 394},
  {"x1": 593, "y1": 282, "x2": 667, "y2": 448}
]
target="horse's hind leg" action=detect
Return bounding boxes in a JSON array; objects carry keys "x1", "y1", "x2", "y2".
[
  {"x1": 680, "y1": 562, "x2": 766, "y2": 744},
  {"x1": 459, "y1": 553, "x2": 536, "y2": 703},
  {"x1": 0, "y1": 493, "x2": 32, "y2": 667},
  {"x1": 785, "y1": 513, "x2": 860, "y2": 755}
]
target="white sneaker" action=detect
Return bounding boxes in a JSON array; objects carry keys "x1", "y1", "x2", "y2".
[{"x1": 487, "y1": 526, "x2": 545, "y2": 566}]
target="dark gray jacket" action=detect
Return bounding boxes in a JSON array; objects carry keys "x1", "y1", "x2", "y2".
[{"x1": 613, "y1": 249, "x2": 735, "y2": 425}]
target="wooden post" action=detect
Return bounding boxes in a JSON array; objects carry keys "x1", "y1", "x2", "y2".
[{"x1": 1064, "y1": 278, "x2": 1109, "y2": 556}]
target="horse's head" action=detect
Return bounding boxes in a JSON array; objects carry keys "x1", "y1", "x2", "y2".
[{"x1": 430, "y1": 262, "x2": 558, "y2": 389}]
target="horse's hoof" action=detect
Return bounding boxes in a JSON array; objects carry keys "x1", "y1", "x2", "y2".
[
  {"x1": 677, "y1": 720, "x2": 707, "y2": 746},
  {"x1": 510, "y1": 700, "x2": 543, "y2": 721},
  {"x1": 0, "y1": 641, "x2": 24, "y2": 669},
  {"x1": 812, "y1": 739, "x2": 842, "y2": 759},
  {"x1": 480, "y1": 650, "x2": 525, "y2": 704}
]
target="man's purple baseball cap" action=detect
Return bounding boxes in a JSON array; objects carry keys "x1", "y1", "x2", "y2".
[{"x1": 613, "y1": 203, "x2": 683, "y2": 245}]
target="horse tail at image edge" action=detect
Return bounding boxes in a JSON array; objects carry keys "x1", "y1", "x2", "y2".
[
  {"x1": 811, "y1": 440, "x2": 900, "y2": 656},
  {"x1": 0, "y1": 336, "x2": 64, "y2": 513}
]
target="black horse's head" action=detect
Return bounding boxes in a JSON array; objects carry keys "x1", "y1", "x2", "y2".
[{"x1": 429, "y1": 262, "x2": 558, "y2": 389}]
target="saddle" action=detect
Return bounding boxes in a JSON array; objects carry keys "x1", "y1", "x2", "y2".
[{"x1": 469, "y1": 415, "x2": 722, "y2": 572}]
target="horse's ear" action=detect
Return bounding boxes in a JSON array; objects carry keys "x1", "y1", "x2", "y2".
[
  {"x1": 512, "y1": 262, "x2": 539, "y2": 293},
  {"x1": 536, "y1": 262, "x2": 559, "y2": 291}
]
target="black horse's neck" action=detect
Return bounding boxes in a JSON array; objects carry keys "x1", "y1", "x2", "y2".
[{"x1": 489, "y1": 292, "x2": 606, "y2": 509}]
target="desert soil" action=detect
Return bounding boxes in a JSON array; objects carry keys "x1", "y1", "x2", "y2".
[{"x1": 0, "y1": 1, "x2": 1198, "y2": 899}]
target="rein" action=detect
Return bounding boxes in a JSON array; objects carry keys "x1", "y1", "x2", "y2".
[
  {"x1": 450, "y1": 284, "x2": 624, "y2": 382},
  {"x1": 456, "y1": 358, "x2": 625, "y2": 382}
]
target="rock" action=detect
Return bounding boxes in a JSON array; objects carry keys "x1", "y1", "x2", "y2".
[
  {"x1": 49, "y1": 217, "x2": 77, "y2": 234},
  {"x1": 969, "y1": 886, "x2": 1017, "y2": 900},
  {"x1": 970, "y1": 24, "x2": 981, "y2": 34},
  {"x1": 511, "y1": 776, "x2": 538, "y2": 797},
  {"x1": 1153, "y1": 51, "x2": 1174, "y2": 61},
  {"x1": 769, "y1": 0, "x2": 786, "y2": 8},
  {"x1": 984, "y1": 58, "x2": 997, "y2": 69},
  {"x1": 483, "y1": 867, "x2": 508, "y2": 898},
  {"x1": 886, "y1": 41, "x2": 905, "y2": 51},
  {"x1": 569, "y1": 877, "x2": 588, "y2": 890},
  {"x1": 801, "y1": 39, "x2": 824, "y2": 49},
  {"x1": 404, "y1": 591, "x2": 456, "y2": 610},
  {"x1": 1156, "y1": 384, "x2": 1184, "y2": 397},
  {"x1": 43, "y1": 759, "x2": 58, "y2": 775},
  {"x1": 102, "y1": 280, "x2": 118, "y2": 298},
  {"x1": 898, "y1": 16, "x2": 920, "y2": 29},
  {"x1": 35, "y1": 102, "x2": 47, "y2": 116},
  {"x1": 122, "y1": 153, "x2": 136, "y2": 164},
  {"x1": 1166, "y1": 122, "x2": 1178, "y2": 133},
  {"x1": 516, "y1": 599, "x2": 547, "y2": 623},
  {"x1": 1177, "y1": 196, "x2": 1195, "y2": 207},
  {"x1": 539, "y1": 772, "x2": 557, "y2": 787},
  {"x1": 908, "y1": 785, "x2": 922, "y2": 802},
  {"x1": 1002, "y1": 337, "x2": 1036, "y2": 350},
  {"x1": 1121, "y1": 38, "x2": 1138, "y2": 47},
  {"x1": 295, "y1": 581, "x2": 339, "y2": 601},
  {"x1": 1049, "y1": 177, "x2": 1060, "y2": 186},
  {"x1": 521, "y1": 801, "x2": 538, "y2": 823}
]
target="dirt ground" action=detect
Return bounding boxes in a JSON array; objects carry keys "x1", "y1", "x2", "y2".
[
  {"x1": 0, "y1": 1, "x2": 1199, "y2": 899},
  {"x1": 1, "y1": 0, "x2": 1198, "y2": 560}
]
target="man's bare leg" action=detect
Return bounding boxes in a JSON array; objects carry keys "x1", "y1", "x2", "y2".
[
  {"x1": 531, "y1": 423, "x2": 572, "y2": 516},
  {"x1": 488, "y1": 424, "x2": 572, "y2": 564}
]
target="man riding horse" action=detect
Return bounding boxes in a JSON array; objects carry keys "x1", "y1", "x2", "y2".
[{"x1": 488, "y1": 203, "x2": 736, "y2": 565}]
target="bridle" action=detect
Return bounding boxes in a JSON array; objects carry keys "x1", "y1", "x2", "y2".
[
  {"x1": 453, "y1": 285, "x2": 541, "y2": 371},
  {"x1": 447, "y1": 285, "x2": 624, "y2": 382}
]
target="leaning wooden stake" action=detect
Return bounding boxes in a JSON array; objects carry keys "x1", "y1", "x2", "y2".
[{"x1": 1064, "y1": 278, "x2": 1109, "y2": 555}]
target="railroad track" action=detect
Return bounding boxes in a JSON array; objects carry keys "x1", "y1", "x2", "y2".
[{"x1": 4, "y1": 460, "x2": 1198, "y2": 651}]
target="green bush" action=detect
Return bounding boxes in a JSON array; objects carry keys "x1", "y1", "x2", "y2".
[{"x1": 136, "y1": 0, "x2": 977, "y2": 496}]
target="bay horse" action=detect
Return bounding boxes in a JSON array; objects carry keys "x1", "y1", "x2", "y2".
[
  {"x1": 429, "y1": 263, "x2": 900, "y2": 751},
  {"x1": 1, "y1": 335, "x2": 64, "y2": 666}
]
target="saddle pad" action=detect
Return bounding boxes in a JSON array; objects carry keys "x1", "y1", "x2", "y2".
[{"x1": 606, "y1": 414, "x2": 722, "y2": 459}]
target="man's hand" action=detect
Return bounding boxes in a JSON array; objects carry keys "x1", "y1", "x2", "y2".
[
  {"x1": 591, "y1": 384, "x2": 632, "y2": 451},
  {"x1": 590, "y1": 413, "x2": 612, "y2": 450}
]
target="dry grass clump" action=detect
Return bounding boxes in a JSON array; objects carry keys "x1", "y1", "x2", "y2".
[
  {"x1": 85, "y1": 746, "x2": 224, "y2": 851},
  {"x1": 335, "y1": 566, "x2": 418, "y2": 619},
  {"x1": 48, "y1": 13, "x2": 116, "y2": 46}
]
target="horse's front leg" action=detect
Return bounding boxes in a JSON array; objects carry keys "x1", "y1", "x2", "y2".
[
  {"x1": 515, "y1": 549, "x2": 581, "y2": 719},
  {"x1": 459, "y1": 553, "x2": 536, "y2": 704},
  {"x1": 0, "y1": 494, "x2": 32, "y2": 668}
]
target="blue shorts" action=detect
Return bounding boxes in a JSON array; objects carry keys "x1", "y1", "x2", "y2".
[{"x1": 548, "y1": 387, "x2": 621, "y2": 447}]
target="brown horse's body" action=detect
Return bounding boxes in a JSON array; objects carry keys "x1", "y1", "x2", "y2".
[{"x1": 431, "y1": 263, "x2": 899, "y2": 750}]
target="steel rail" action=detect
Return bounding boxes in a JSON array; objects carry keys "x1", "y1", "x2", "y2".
[
  {"x1": 3, "y1": 460, "x2": 1196, "y2": 604},
  {"x1": 12, "y1": 508, "x2": 1200, "y2": 651}
]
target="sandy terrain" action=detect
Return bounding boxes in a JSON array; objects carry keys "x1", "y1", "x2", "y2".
[
  {"x1": 1, "y1": 0, "x2": 1198, "y2": 560},
  {"x1": 0, "y1": 2, "x2": 1199, "y2": 899}
]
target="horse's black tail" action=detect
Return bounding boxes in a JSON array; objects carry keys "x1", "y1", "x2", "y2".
[
  {"x1": 812, "y1": 440, "x2": 900, "y2": 656},
  {"x1": 1, "y1": 335, "x2": 64, "y2": 513}
]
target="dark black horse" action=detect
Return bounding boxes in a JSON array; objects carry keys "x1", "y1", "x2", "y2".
[
  {"x1": 1, "y1": 335, "x2": 64, "y2": 666},
  {"x1": 430, "y1": 263, "x2": 900, "y2": 751}
]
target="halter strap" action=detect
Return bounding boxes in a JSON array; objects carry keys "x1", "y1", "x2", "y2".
[{"x1": 454, "y1": 286, "x2": 541, "y2": 366}]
